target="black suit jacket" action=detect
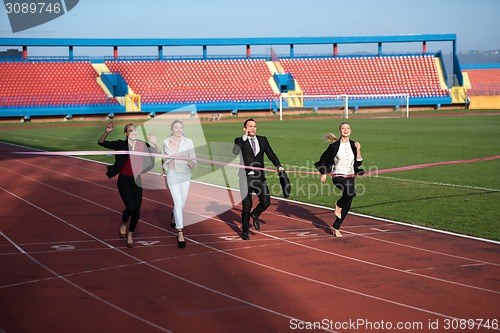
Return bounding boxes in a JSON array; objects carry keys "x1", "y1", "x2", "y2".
[
  {"x1": 233, "y1": 135, "x2": 281, "y2": 179},
  {"x1": 97, "y1": 139, "x2": 155, "y2": 179},
  {"x1": 315, "y1": 139, "x2": 362, "y2": 175}
]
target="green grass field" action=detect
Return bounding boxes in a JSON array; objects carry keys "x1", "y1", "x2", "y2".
[{"x1": 1, "y1": 112, "x2": 499, "y2": 240}]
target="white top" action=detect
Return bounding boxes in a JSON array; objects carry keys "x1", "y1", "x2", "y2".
[
  {"x1": 332, "y1": 141, "x2": 355, "y2": 175},
  {"x1": 162, "y1": 136, "x2": 196, "y2": 174}
]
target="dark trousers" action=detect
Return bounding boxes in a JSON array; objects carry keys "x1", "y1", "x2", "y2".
[
  {"x1": 332, "y1": 176, "x2": 356, "y2": 230},
  {"x1": 117, "y1": 174, "x2": 143, "y2": 232},
  {"x1": 239, "y1": 175, "x2": 270, "y2": 232}
]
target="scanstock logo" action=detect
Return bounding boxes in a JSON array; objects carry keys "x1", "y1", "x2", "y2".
[{"x1": 4, "y1": 0, "x2": 79, "y2": 33}]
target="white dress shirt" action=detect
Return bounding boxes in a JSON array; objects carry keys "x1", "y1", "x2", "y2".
[
  {"x1": 332, "y1": 141, "x2": 355, "y2": 175},
  {"x1": 162, "y1": 136, "x2": 196, "y2": 174},
  {"x1": 242, "y1": 134, "x2": 260, "y2": 156}
]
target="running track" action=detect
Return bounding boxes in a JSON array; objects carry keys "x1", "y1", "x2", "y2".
[{"x1": 0, "y1": 142, "x2": 499, "y2": 333}]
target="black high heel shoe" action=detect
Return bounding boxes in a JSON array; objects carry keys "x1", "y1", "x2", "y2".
[
  {"x1": 170, "y1": 212, "x2": 176, "y2": 229},
  {"x1": 126, "y1": 232, "x2": 134, "y2": 248},
  {"x1": 177, "y1": 231, "x2": 186, "y2": 248}
]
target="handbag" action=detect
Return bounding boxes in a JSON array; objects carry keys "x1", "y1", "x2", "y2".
[{"x1": 278, "y1": 169, "x2": 291, "y2": 198}]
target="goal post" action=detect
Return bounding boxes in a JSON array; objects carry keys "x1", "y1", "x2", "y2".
[{"x1": 278, "y1": 93, "x2": 410, "y2": 120}]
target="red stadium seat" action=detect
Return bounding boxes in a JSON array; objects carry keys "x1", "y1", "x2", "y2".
[
  {"x1": 104, "y1": 59, "x2": 276, "y2": 104},
  {"x1": 466, "y1": 68, "x2": 500, "y2": 96},
  {"x1": 0, "y1": 61, "x2": 118, "y2": 108},
  {"x1": 280, "y1": 55, "x2": 448, "y2": 98}
]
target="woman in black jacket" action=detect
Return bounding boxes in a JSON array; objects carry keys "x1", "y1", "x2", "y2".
[
  {"x1": 98, "y1": 122, "x2": 159, "y2": 248},
  {"x1": 316, "y1": 122, "x2": 363, "y2": 238}
]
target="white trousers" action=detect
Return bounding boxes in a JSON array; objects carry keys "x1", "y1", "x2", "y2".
[{"x1": 166, "y1": 169, "x2": 192, "y2": 229}]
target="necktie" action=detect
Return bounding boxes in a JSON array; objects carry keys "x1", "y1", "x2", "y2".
[{"x1": 250, "y1": 138, "x2": 257, "y2": 156}]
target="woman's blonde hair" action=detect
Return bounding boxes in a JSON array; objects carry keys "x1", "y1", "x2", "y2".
[
  {"x1": 323, "y1": 132, "x2": 339, "y2": 143},
  {"x1": 170, "y1": 119, "x2": 183, "y2": 130},
  {"x1": 323, "y1": 122, "x2": 350, "y2": 143}
]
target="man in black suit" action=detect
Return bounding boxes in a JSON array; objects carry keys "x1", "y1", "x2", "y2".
[{"x1": 233, "y1": 118, "x2": 284, "y2": 240}]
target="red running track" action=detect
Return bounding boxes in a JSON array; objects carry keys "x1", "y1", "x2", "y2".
[{"x1": 0, "y1": 142, "x2": 499, "y2": 333}]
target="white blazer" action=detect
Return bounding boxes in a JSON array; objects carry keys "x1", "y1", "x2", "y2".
[{"x1": 162, "y1": 136, "x2": 197, "y2": 174}]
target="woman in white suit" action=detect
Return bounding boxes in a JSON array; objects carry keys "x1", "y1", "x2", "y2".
[{"x1": 163, "y1": 120, "x2": 196, "y2": 248}]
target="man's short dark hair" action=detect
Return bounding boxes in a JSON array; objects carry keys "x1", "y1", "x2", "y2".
[{"x1": 244, "y1": 118, "x2": 256, "y2": 128}]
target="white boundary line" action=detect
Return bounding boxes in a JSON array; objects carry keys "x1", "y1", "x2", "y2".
[
  {"x1": 0, "y1": 167, "x2": 336, "y2": 332},
  {"x1": 0, "y1": 208, "x2": 172, "y2": 333},
  {"x1": 191, "y1": 178, "x2": 500, "y2": 245},
  {"x1": 0, "y1": 197, "x2": 338, "y2": 333},
  {"x1": 0, "y1": 172, "x2": 497, "y2": 332},
  {"x1": 3, "y1": 140, "x2": 499, "y2": 244},
  {"x1": 0, "y1": 184, "x2": 487, "y2": 330},
  {"x1": 376, "y1": 174, "x2": 500, "y2": 193},
  {"x1": 1, "y1": 153, "x2": 499, "y2": 331}
]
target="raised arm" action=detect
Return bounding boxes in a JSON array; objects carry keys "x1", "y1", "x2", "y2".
[{"x1": 98, "y1": 122, "x2": 114, "y2": 145}]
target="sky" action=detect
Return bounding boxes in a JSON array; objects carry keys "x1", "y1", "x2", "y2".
[{"x1": 0, "y1": 0, "x2": 499, "y2": 56}]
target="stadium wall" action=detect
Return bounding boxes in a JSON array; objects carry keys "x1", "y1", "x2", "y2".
[{"x1": 0, "y1": 35, "x2": 461, "y2": 119}]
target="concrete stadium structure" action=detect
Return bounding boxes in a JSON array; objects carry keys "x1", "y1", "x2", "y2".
[{"x1": 0, "y1": 34, "x2": 477, "y2": 120}]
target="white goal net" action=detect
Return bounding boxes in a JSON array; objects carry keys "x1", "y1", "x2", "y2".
[{"x1": 278, "y1": 93, "x2": 410, "y2": 120}]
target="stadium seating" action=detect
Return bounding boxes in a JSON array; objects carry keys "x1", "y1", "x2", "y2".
[
  {"x1": 0, "y1": 55, "x2": 450, "y2": 110},
  {"x1": 0, "y1": 61, "x2": 118, "y2": 108},
  {"x1": 466, "y1": 68, "x2": 500, "y2": 96},
  {"x1": 280, "y1": 55, "x2": 449, "y2": 97},
  {"x1": 105, "y1": 59, "x2": 277, "y2": 104}
]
